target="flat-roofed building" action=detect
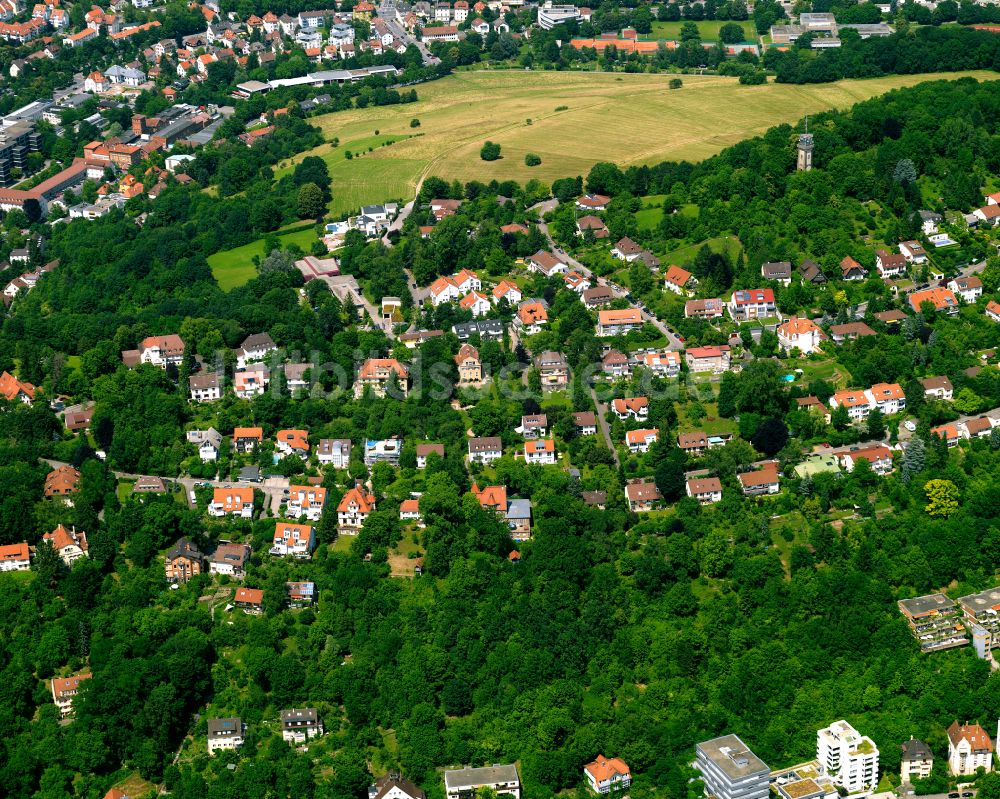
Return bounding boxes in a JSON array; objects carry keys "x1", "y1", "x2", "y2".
[
  {"x1": 695, "y1": 734, "x2": 770, "y2": 799},
  {"x1": 898, "y1": 593, "x2": 968, "y2": 653},
  {"x1": 443, "y1": 764, "x2": 520, "y2": 799}
]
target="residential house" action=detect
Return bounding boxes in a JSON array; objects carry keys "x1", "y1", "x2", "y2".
[
  {"x1": 492, "y1": 280, "x2": 522, "y2": 305},
  {"x1": 207, "y1": 718, "x2": 245, "y2": 754},
  {"x1": 678, "y1": 431, "x2": 709, "y2": 455},
  {"x1": 799, "y1": 259, "x2": 826, "y2": 284},
  {"x1": 577, "y1": 214, "x2": 609, "y2": 238},
  {"x1": 638, "y1": 350, "x2": 681, "y2": 377},
  {"x1": 473, "y1": 483, "x2": 507, "y2": 513},
  {"x1": 919, "y1": 210, "x2": 942, "y2": 235},
  {"x1": 270, "y1": 522, "x2": 316, "y2": 557},
  {"x1": 974, "y1": 204, "x2": 1000, "y2": 227},
  {"x1": 867, "y1": 382, "x2": 905, "y2": 414},
  {"x1": 468, "y1": 436, "x2": 503, "y2": 463},
  {"x1": 233, "y1": 363, "x2": 269, "y2": 398},
  {"x1": 626, "y1": 428, "x2": 658, "y2": 453},
  {"x1": 165, "y1": 537, "x2": 204, "y2": 583},
  {"x1": 576, "y1": 193, "x2": 610, "y2": 211},
  {"x1": 840, "y1": 256, "x2": 868, "y2": 281},
  {"x1": 51, "y1": 673, "x2": 91, "y2": 717},
  {"x1": 874, "y1": 309, "x2": 907, "y2": 325},
  {"x1": 189, "y1": 372, "x2": 221, "y2": 401},
  {"x1": 728, "y1": 289, "x2": 776, "y2": 320},
  {"x1": 459, "y1": 290, "x2": 491, "y2": 317},
  {"x1": 444, "y1": 765, "x2": 521, "y2": 799},
  {"x1": 830, "y1": 389, "x2": 873, "y2": 421},
  {"x1": 524, "y1": 438, "x2": 557, "y2": 465},
  {"x1": 817, "y1": 720, "x2": 879, "y2": 793},
  {"x1": 685, "y1": 298, "x2": 726, "y2": 319},
  {"x1": 415, "y1": 443, "x2": 444, "y2": 468},
  {"x1": 582, "y1": 286, "x2": 615, "y2": 308},
  {"x1": 664, "y1": 265, "x2": 694, "y2": 295},
  {"x1": 506, "y1": 498, "x2": 532, "y2": 540},
  {"x1": 947, "y1": 722, "x2": 993, "y2": 775},
  {"x1": 900, "y1": 738, "x2": 934, "y2": 783},
  {"x1": 281, "y1": 708, "x2": 324, "y2": 744},
  {"x1": 42, "y1": 524, "x2": 88, "y2": 566},
  {"x1": 44, "y1": 465, "x2": 80, "y2": 501},
  {"x1": 931, "y1": 423, "x2": 961, "y2": 447},
  {"x1": 286, "y1": 581, "x2": 316, "y2": 607},
  {"x1": 899, "y1": 240, "x2": 927, "y2": 264},
  {"x1": 876, "y1": 249, "x2": 907, "y2": 279},
  {"x1": 574, "y1": 411, "x2": 597, "y2": 436},
  {"x1": 597, "y1": 308, "x2": 643, "y2": 336},
  {"x1": 209, "y1": 542, "x2": 251, "y2": 579},
  {"x1": 685, "y1": 345, "x2": 731, "y2": 374},
  {"x1": 522, "y1": 343, "x2": 561, "y2": 382},
  {"x1": 276, "y1": 429, "x2": 310, "y2": 459},
  {"x1": 738, "y1": 462, "x2": 781, "y2": 496},
  {"x1": 515, "y1": 300, "x2": 549, "y2": 334},
  {"x1": 285, "y1": 485, "x2": 326, "y2": 521},
  {"x1": 602, "y1": 349, "x2": 630, "y2": 378},
  {"x1": 777, "y1": 317, "x2": 825, "y2": 354},
  {"x1": 987, "y1": 300, "x2": 1000, "y2": 323},
  {"x1": 317, "y1": 438, "x2": 352, "y2": 468},
  {"x1": 564, "y1": 271, "x2": 591, "y2": 293},
  {"x1": 233, "y1": 427, "x2": 263, "y2": 453},
  {"x1": 0, "y1": 371, "x2": 36, "y2": 403},
  {"x1": 582, "y1": 491, "x2": 607, "y2": 509},
  {"x1": 355, "y1": 358, "x2": 409, "y2": 398},
  {"x1": 455, "y1": 343, "x2": 482, "y2": 383},
  {"x1": 612, "y1": 397, "x2": 649, "y2": 421},
  {"x1": 796, "y1": 396, "x2": 830, "y2": 422},
  {"x1": 400, "y1": 498, "x2": 422, "y2": 525},
  {"x1": 920, "y1": 376, "x2": 953, "y2": 400},
  {"x1": 235, "y1": 586, "x2": 263, "y2": 615},
  {"x1": 337, "y1": 482, "x2": 375, "y2": 533},
  {"x1": 829, "y1": 322, "x2": 876, "y2": 344},
  {"x1": 761, "y1": 261, "x2": 792, "y2": 285},
  {"x1": 369, "y1": 775, "x2": 426, "y2": 799},
  {"x1": 949, "y1": 276, "x2": 983, "y2": 303},
  {"x1": 964, "y1": 416, "x2": 994, "y2": 440},
  {"x1": 131, "y1": 334, "x2": 185, "y2": 368},
  {"x1": 625, "y1": 478, "x2": 663, "y2": 512},
  {"x1": 284, "y1": 363, "x2": 312, "y2": 394},
  {"x1": 520, "y1": 414, "x2": 548, "y2": 439},
  {"x1": 0, "y1": 542, "x2": 30, "y2": 571},
  {"x1": 526, "y1": 250, "x2": 566, "y2": 276},
  {"x1": 611, "y1": 237, "x2": 643, "y2": 262},
  {"x1": 362, "y1": 438, "x2": 399, "y2": 467},
  {"x1": 584, "y1": 756, "x2": 631, "y2": 795},
  {"x1": 686, "y1": 476, "x2": 722, "y2": 505},
  {"x1": 840, "y1": 445, "x2": 893, "y2": 474},
  {"x1": 189, "y1": 427, "x2": 222, "y2": 461},
  {"x1": 208, "y1": 487, "x2": 254, "y2": 518},
  {"x1": 910, "y1": 287, "x2": 959, "y2": 315}
]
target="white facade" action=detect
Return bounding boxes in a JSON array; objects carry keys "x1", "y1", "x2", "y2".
[{"x1": 817, "y1": 720, "x2": 879, "y2": 794}]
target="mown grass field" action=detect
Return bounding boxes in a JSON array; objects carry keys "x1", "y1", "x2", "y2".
[
  {"x1": 648, "y1": 20, "x2": 757, "y2": 41},
  {"x1": 208, "y1": 226, "x2": 317, "y2": 290},
  {"x1": 279, "y1": 70, "x2": 998, "y2": 218}
]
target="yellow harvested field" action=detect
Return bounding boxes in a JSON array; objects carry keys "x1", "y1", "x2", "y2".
[{"x1": 280, "y1": 69, "x2": 999, "y2": 215}]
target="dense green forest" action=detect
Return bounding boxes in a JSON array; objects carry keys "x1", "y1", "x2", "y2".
[{"x1": 7, "y1": 77, "x2": 1000, "y2": 799}]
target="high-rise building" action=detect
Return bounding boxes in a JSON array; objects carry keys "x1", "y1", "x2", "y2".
[
  {"x1": 817, "y1": 720, "x2": 879, "y2": 793},
  {"x1": 696, "y1": 735, "x2": 770, "y2": 799}
]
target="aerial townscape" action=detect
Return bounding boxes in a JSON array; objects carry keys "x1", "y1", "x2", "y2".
[{"x1": 7, "y1": 0, "x2": 1000, "y2": 795}]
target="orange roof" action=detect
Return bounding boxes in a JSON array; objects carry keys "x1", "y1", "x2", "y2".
[
  {"x1": 612, "y1": 397, "x2": 649, "y2": 413},
  {"x1": 472, "y1": 483, "x2": 506, "y2": 510},
  {"x1": 910, "y1": 287, "x2": 957, "y2": 312},
  {"x1": 778, "y1": 316, "x2": 823, "y2": 337},
  {"x1": 459, "y1": 290, "x2": 488, "y2": 309},
  {"x1": 212, "y1": 486, "x2": 253, "y2": 510},
  {"x1": 832, "y1": 389, "x2": 869, "y2": 408},
  {"x1": 585, "y1": 755, "x2": 631, "y2": 784},
  {"x1": 273, "y1": 521, "x2": 314, "y2": 545},
  {"x1": 52, "y1": 672, "x2": 91, "y2": 698},
  {"x1": 525, "y1": 439, "x2": 555, "y2": 454},
  {"x1": 598, "y1": 308, "x2": 642, "y2": 325},
  {"x1": 277, "y1": 429, "x2": 309, "y2": 451},
  {"x1": 400, "y1": 498, "x2": 420, "y2": 513},
  {"x1": 43, "y1": 524, "x2": 87, "y2": 553},
  {"x1": 493, "y1": 280, "x2": 520, "y2": 298},
  {"x1": 104, "y1": 789, "x2": 128, "y2": 799},
  {"x1": 233, "y1": 426, "x2": 263, "y2": 440},
  {"x1": 517, "y1": 302, "x2": 548, "y2": 325},
  {"x1": 288, "y1": 485, "x2": 326, "y2": 508},
  {"x1": 235, "y1": 587, "x2": 263, "y2": 605},
  {"x1": 357, "y1": 358, "x2": 408, "y2": 380},
  {"x1": 0, "y1": 542, "x2": 29, "y2": 563},
  {"x1": 932, "y1": 423, "x2": 959, "y2": 440},
  {"x1": 337, "y1": 485, "x2": 375, "y2": 514},
  {"x1": 625, "y1": 428, "x2": 658, "y2": 445},
  {"x1": 869, "y1": 382, "x2": 904, "y2": 401},
  {"x1": 44, "y1": 464, "x2": 80, "y2": 496},
  {"x1": 987, "y1": 300, "x2": 1000, "y2": 316},
  {"x1": 0, "y1": 370, "x2": 35, "y2": 401},
  {"x1": 664, "y1": 264, "x2": 692, "y2": 287}
]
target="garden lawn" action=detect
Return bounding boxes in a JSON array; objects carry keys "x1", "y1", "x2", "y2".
[
  {"x1": 208, "y1": 227, "x2": 319, "y2": 290},
  {"x1": 660, "y1": 235, "x2": 743, "y2": 265},
  {"x1": 279, "y1": 70, "x2": 998, "y2": 218},
  {"x1": 647, "y1": 20, "x2": 757, "y2": 41}
]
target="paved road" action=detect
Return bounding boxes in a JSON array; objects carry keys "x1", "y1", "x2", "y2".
[
  {"x1": 529, "y1": 200, "x2": 685, "y2": 350},
  {"x1": 378, "y1": 0, "x2": 440, "y2": 65},
  {"x1": 590, "y1": 388, "x2": 621, "y2": 467}
]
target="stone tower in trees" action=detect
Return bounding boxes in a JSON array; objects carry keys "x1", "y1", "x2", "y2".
[{"x1": 797, "y1": 117, "x2": 814, "y2": 172}]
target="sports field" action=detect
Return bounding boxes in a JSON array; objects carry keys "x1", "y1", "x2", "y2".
[{"x1": 279, "y1": 70, "x2": 998, "y2": 217}]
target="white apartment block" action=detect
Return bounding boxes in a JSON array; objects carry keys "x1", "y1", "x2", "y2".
[{"x1": 817, "y1": 720, "x2": 879, "y2": 794}]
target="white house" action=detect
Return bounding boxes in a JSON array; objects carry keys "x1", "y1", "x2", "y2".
[
  {"x1": 317, "y1": 438, "x2": 352, "y2": 468},
  {"x1": 524, "y1": 438, "x2": 556, "y2": 465},
  {"x1": 817, "y1": 720, "x2": 879, "y2": 794},
  {"x1": 777, "y1": 317, "x2": 825, "y2": 354},
  {"x1": 584, "y1": 756, "x2": 631, "y2": 795},
  {"x1": 948, "y1": 276, "x2": 983, "y2": 304},
  {"x1": 270, "y1": 522, "x2": 316, "y2": 558},
  {"x1": 947, "y1": 721, "x2": 993, "y2": 776},
  {"x1": 208, "y1": 718, "x2": 245, "y2": 754}
]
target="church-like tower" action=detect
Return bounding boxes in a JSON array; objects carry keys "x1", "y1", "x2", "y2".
[{"x1": 797, "y1": 118, "x2": 814, "y2": 171}]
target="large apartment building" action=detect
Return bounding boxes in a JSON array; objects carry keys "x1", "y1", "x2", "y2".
[
  {"x1": 695, "y1": 734, "x2": 770, "y2": 799},
  {"x1": 817, "y1": 720, "x2": 879, "y2": 793}
]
